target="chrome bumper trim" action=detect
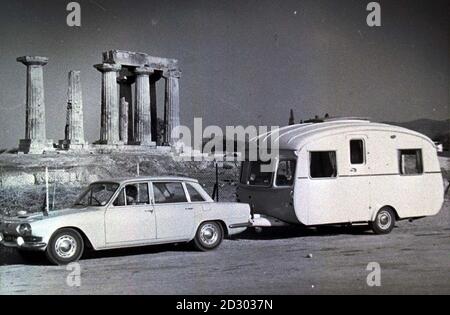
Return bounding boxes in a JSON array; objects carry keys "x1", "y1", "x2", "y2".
[
  {"x1": 229, "y1": 222, "x2": 251, "y2": 229},
  {"x1": 0, "y1": 241, "x2": 47, "y2": 250}
]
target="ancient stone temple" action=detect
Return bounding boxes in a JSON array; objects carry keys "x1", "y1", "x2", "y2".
[
  {"x1": 59, "y1": 71, "x2": 87, "y2": 150},
  {"x1": 17, "y1": 56, "x2": 54, "y2": 154},
  {"x1": 14, "y1": 50, "x2": 182, "y2": 154},
  {"x1": 95, "y1": 50, "x2": 181, "y2": 147}
]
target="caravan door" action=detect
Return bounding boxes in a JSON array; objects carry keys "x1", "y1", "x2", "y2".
[
  {"x1": 304, "y1": 135, "x2": 370, "y2": 225},
  {"x1": 342, "y1": 135, "x2": 371, "y2": 222},
  {"x1": 306, "y1": 149, "x2": 345, "y2": 225}
]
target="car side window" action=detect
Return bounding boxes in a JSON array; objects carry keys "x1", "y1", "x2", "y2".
[
  {"x1": 124, "y1": 183, "x2": 150, "y2": 205},
  {"x1": 186, "y1": 184, "x2": 206, "y2": 202},
  {"x1": 153, "y1": 182, "x2": 188, "y2": 204},
  {"x1": 113, "y1": 188, "x2": 126, "y2": 206}
]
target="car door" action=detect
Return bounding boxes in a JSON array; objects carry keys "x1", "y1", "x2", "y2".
[
  {"x1": 104, "y1": 182, "x2": 156, "y2": 246},
  {"x1": 151, "y1": 181, "x2": 195, "y2": 241}
]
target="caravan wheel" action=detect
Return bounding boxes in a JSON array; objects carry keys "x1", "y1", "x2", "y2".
[{"x1": 370, "y1": 207, "x2": 396, "y2": 235}]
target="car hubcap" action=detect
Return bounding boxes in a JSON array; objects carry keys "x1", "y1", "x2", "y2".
[
  {"x1": 55, "y1": 235, "x2": 77, "y2": 259},
  {"x1": 200, "y1": 224, "x2": 219, "y2": 246},
  {"x1": 377, "y1": 211, "x2": 392, "y2": 230}
]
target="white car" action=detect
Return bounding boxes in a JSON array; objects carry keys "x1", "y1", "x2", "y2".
[{"x1": 0, "y1": 177, "x2": 251, "y2": 265}]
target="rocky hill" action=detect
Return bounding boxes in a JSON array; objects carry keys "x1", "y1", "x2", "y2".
[{"x1": 0, "y1": 152, "x2": 239, "y2": 215}]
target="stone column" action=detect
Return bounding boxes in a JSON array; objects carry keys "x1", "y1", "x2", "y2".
[
  {"x1": 118, "y1": 76, "x2": 135, "y2": 144},
  {"x1": 134, "y1": 67, "x2": 155, "y2": 146},
  {"x1": 119, "y1": 97, "x2": 129, "y2": 144},
  {"x1": 150, "y1": 79, "x2": 158, "y2": 144},
  {"x1": 17, "y1": 56, "x2": 53, "y2": 154},
  {"x1": 64, "y1": 71, "x2": 86, "y2": 149},
  {"x1": 94, "y1": 63, "x2": 122, "y2": 145},
  {"x1": 163, "y1": 70, "x2": 181, "y2": 146}
]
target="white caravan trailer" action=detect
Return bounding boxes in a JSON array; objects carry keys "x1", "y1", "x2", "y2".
[{"x1": 237, "y1": 120, "x2": 444, "y2": 234}]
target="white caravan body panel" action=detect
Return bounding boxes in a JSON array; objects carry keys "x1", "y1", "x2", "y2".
[{"x1": 239, "y1": 121, "x2": 444, "y2": 226}]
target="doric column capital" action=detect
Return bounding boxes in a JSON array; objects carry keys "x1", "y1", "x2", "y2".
[
  {"x1": 163, "y1": 69, "x2": 182, "y2": 79},
  {"x1": 94, "y1": 63, "x2": 122, "y2": 73},
  {"x1": 134, "y1": 66, "x2": 154, "y2": 76},
  {"x1": 17, "y1": 56, "x2": 49, "y2": 67}
]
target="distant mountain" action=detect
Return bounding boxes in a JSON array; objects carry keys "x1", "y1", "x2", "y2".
[{"x1": 385, "y1": 119, "x2": 449, "y2": 140}]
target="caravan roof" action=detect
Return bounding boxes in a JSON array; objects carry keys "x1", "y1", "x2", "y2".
[{"x1": 250, "y1": 120, "x2": 434, "y2": 151}]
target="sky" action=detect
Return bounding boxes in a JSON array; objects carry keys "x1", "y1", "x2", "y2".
[{"x1": 0, "y1": 0, "x2": 448, "y2": 148}]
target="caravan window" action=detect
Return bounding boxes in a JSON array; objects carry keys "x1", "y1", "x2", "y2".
[
  {"x1": 399, "y1": 149, "x2": 423, "y2": 175},
  {"x1": 310, "y1": 151, "x2": 337, "y2": 178},
  {"x1": 276, "y1": 160, "x2": 297, "y2": 186},
  {"x1": 240, "y1": 161, "x2": 274, "y2": 186},
  {"x1": 350, "y1": 139, "x2": 365, "y2": 164}
]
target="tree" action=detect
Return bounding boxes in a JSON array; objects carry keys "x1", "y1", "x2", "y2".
[{"x1": 289, "y1": 109, "x2": 295, "y2": 125}]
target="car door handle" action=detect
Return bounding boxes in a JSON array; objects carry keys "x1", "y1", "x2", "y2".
[
  {"x1": 185, "y1": 207, "x2": 194, "y2": 210},
  {"x1": 144, "y1": 209, "x2": 154, "y2": 213},
  {"x1": 350, "y1": 168, "x2": 357, "y2": 173}
]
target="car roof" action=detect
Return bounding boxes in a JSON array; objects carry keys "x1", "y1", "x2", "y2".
[
  {"x1": 93, "y1": 176, "x2": 199, "y2": 185},
  {"x1": 249, "y1": 120, "x2": 434, "y2": 151}
]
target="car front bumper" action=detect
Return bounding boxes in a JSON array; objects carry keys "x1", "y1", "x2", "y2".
[{"x1": 0, "y1": 233, "x2": 47, "y2": 251}]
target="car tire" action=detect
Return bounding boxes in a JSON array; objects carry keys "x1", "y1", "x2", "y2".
[
  {"x1": 46, "y1": 228, "x2": 84, "y2": 265},
  {"x1": 370, "y1": 207, "x2": 396, "y2": 235},
  {"x1": 193, "y1": 221, "x2": 224, "y2": 251}
]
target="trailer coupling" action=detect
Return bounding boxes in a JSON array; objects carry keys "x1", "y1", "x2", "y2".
[{"x1": 249, "y1": 214, "x2": 290, "y2": 228}]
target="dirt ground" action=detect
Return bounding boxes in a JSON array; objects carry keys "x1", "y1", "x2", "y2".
[
  {"x1": 0, "y1": 156, "x2": 449, "y2": 295},
  {"x1": 0, "y1": 195, "x2": 449, "y2": 295}
]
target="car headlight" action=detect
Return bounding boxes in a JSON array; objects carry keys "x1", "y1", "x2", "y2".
[{"x1": 17, "y1": 223, "x2": 32, "y2": 236}]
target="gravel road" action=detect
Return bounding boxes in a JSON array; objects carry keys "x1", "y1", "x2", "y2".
[{"x1": 1, "y1": 195, "x2": 449, "y2": 295}]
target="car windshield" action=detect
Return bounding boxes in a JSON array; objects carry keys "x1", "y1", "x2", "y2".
[{"x1": 74, "y1": 183, "x2": 119, "y2": 207}]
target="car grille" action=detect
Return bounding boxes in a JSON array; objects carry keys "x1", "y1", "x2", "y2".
[{"x1": 3, "y1": 235, "x2": 17, "y2": 242}]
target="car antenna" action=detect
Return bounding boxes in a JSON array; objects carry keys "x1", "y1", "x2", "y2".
[
  {"x1": 43, "y1": 166, "x2": 49, "y2": 216},
  {"x1": 137, "y1": 161, "x2": 140, "y2": 176}
]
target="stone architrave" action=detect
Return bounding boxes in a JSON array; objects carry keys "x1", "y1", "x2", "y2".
[
  {"x1": 134, "y1": 67, "x2": 155, "y2": 147},
  {"x1": 94, "y1": 63, "x2": 122, "y2": 145},
  {"x1": 17, "y1": 56, "x2": 54, "y2": 154},
  {"x1": 163, "y1": 70, "x2": 181, "y2": 146}
]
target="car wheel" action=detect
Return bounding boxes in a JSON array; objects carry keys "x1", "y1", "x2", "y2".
[
  {"x1": 193, "y1": 221, "x2": 224, "y2": 251},
  {"x1": 370, "y1": 207, "x2": 396, "y2": 235},
  {"x1": 46, "y1": 228, "x2": 84, "y2": 265}
]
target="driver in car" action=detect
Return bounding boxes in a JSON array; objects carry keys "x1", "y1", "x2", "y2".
[{"x1": 125, "y1": 185, "x2": 138, "y2": 205}]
